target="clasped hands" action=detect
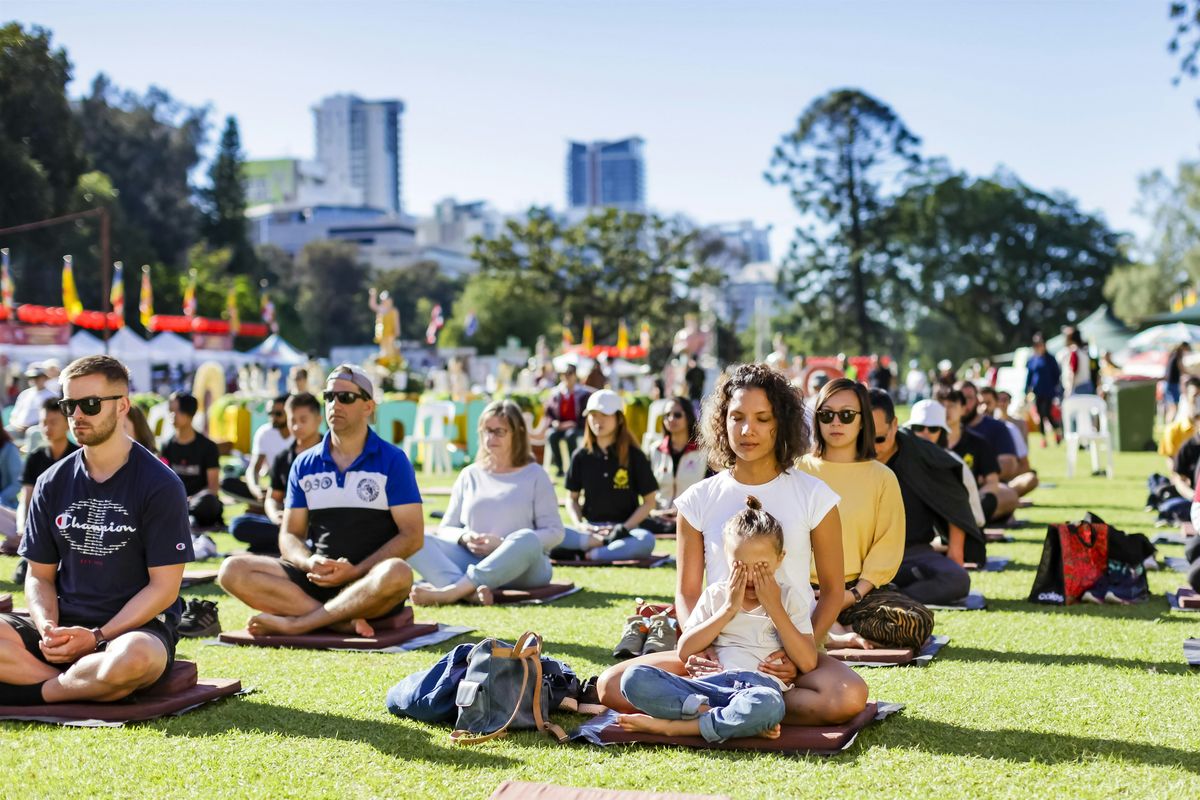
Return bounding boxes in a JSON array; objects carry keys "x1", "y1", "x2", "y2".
[
  {"x1": 305, "y1": 555, "x2": 362, "y2": 587},
  {"x1": 38, "y1": 622, "x2": 98, "y2": 663},
  {"x1": 458, "y1": 531, "x2": 502, "y2": 557}
]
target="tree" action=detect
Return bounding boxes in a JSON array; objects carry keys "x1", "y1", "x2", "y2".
[
  {"x1": 469, "y1": 207, "x2": 724, "y2": 361},
  {"x1": 200, "y1": 116, "x2": 256, "y2": 275},
  {"x1": 293, "y1": 241, "x2": 374, "y2": 355},
  {"x1": 441, "y1": 273, "x2": 554, "y2": 352},
  {"x1": 885, "y1": 167, "x2": 1125, "y2": 356},
  {"x1": 374, "y1": 261, "x2": 465, "y2": 341},
  {"x1": 765, "y1": 89, "x2": 922, "y2": 354},
  {"x1": 76, "y1": 74, "x2": 208, "y2": 270},
  {"x1": 1170, "y1": 1, "x2": 1200, "y2": 107}
]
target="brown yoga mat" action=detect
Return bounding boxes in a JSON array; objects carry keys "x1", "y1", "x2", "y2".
[
  {"x1": 490, "y1": 782, "x2": 729, "y2": 800},
  {"x1": 493, "y1": 582, "x2": 579, "y2": 604},
  {"x1": 550, "y1": 555, "x2": 671, "y2": 568},
  {"x1": 218, "y1": 606, "x2": 439, "y2": 650},
  {"x1": 827, "y1": 647, "x2": 914, "y2": 665},
  {"x1": 181, "y1": 569, "x2": 220, "y2": 588},
  {"x1": 0, "y1": 660, "x2": 241, "y2": 725},
  {"x1": 1177, "y1": 588, "x2": 1200, "y2": 609},
  {"x1": 0, "y1": 594, "x2": 10, "y2": 614},
  {"x1": 596, "y1": 701, "x2": 884, "y2": 754}
]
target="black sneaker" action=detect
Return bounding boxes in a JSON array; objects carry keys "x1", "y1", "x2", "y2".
[
  {"x1": 11, "y1": 558, "x2": 27, "y2": 584},
  {"x1": 179, "y1": 599, "x2": 221, "y2": 638}
]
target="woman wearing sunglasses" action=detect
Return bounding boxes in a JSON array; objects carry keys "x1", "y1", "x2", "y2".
[
  {"x1": 646, "y1": 397, "x2": 709, "y2": 535},
  {"x1": 796, "y1": 379, "x2": 932, "y2": 651},
  {"x1": 597, "y1": 364, "x2": 868, "y2": 726},
  {"x1": 408, "y1": 400, "x2": 563, "y2": 605}
]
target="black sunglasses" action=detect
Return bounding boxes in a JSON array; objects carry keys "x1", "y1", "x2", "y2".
[
  {"x1": 666, "y1": 411, "x2": 686, "y2": 420},
  {"x1": 816, "y1": 409, "x2": 861, "y2": 425},
  {"x1": 909, "y1": 424, "x2": 939, "y2": 433},
  {"x1": 874, "y1": 436, "x2": 887, "y2": 444},
  {"x1": 323, "y1": 390, "x2": 370, "y2": 405},
  {"x1": 59, "y1": 395, "x2": 125, "y2": 416}
]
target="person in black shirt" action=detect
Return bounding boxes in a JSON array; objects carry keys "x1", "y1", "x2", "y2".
[
  {"x1": 938, "y1": 386, "x2": 1016, "y2": 524},
  {"x1": 556, "y1": 390, "x2": 659, "y2": 562},
  {"x1": 867, "y1": 356, "x2": 893, "y2": 393},
  {"x1": 228, "y1": 393, "x2": 323, "y2": 554},
  {"x1": 0, "y1": 355, "x2": 192, "y2": 705},
  {"x1": 869, "y1": 390, "x2": 975, "y2": 605},
  {"x1": 1, "y1": 398, "x2": 78, "y2": 556},
  {"x1": 160, "y1": 392, "x2": 223, "y2": 527}
]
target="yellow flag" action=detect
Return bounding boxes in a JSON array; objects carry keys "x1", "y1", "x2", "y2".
[
  {"x1": 617, "y1": 318, "x2": 629, "y2": 351},
  {"x1": 582, "y1": 316, "x2": 594, "y2": 351},
  {"x1": 139, "y1": 265, "x2": 154, "y2": 328},
  {"x1": 226, "y1": 286, "x2": 240, "y2": 334},
  {"x1": 62, "y1": 255, "x2": 83, "y2": 322}
]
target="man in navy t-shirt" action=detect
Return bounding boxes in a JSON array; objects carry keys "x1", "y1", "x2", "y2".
[
  {"x1": 0, "y1": 356, "x2": 193, "y2": 706},
  {"x1": 218, "y1": 364, "x2": 423, "y2": 637}
]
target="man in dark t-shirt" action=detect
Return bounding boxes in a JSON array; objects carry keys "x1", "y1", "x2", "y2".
[
  {"x1": 228, "y1": 393, "x2": 324, "y2": 555},
  {"x1": 0, "y1": 355, "x2": 193, "y2": 705},
  {"x1": 940, "y1": 385, "x2": 1018, "y2": 524},
  {"x1": 218, "y1": 365, "x2": 423, "y2": 637},
  {"x1": 1, "y1": 398, "x2": 78, "y2": 556},
  {"x1": 161, "y1": 391, "x2": 223, "y2": 526}
]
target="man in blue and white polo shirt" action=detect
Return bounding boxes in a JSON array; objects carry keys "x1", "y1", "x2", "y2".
[{"x1": 219, "y1": 365, "x2": 423, "y2": 636}]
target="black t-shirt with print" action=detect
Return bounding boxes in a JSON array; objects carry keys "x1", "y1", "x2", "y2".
[
  {"x1": 19, "y1": 443, "x2": 194, "y2": 625},
  {"x1": 21, "y1": 441, "x2": 80, "y2": 486},
  {"x1": 564, "y1": 444, "x2": 657, "y2": 523},
  {"x1": 161, "y1": 433, "x2": 221, "y2": 496},
  {"x1": 950, "y1": 429, "x2": 1000, "y2": 485}
]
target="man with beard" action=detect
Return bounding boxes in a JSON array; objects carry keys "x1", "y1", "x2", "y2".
[
  {"x1": 0, "y1": 356, "x2": 193, "y2": 704},
  {"x1": 218, "y1": 365, "x2": 423, "y2": 637}
]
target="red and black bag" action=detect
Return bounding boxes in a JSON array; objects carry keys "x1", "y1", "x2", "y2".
[{"x1": 1028, "y1": 522, "x2": 1109, "y2": 605}]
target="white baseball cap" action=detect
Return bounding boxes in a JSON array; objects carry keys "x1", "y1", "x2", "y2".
[
  {"x1": 906, "y1": 399, "x2": 949, "y2": 433},
  {"x1": 584, "y1": 389, "x2": 624, "y2": 417}
]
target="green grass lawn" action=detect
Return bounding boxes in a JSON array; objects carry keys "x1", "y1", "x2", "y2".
[{"x1": 2, "y1": 444, "x2": 1198, "y2": 799}]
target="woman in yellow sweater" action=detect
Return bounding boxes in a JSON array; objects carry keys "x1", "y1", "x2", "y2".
[{"x1": 799, "y1": 378, "x2": 933, "y2": 651}]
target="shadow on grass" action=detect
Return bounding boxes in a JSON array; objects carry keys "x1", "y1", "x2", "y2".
[
  {"x1": 871, "y1": 716, "x2": 1200, "y2": 774},
  {"x1": 941, "y1": 645, "x2": 1190, "y2": 674},
  {"x1": 982, "y1": 596, "x2": 1178, "y2": 619},
  {"x1": 161, "y1": 699, "x2": 517, "y2": 766}
]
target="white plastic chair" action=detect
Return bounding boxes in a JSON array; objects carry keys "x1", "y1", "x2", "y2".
[
  {"x1": 523, "y1": 411, "x2": 553, "y2": 470},
  {"x1": 404, "y1": 400, "x2": 456, "y2": 475},
  {"x1": 641, "y1": 398, "x2": 673, "y2": 454},
  {"x1": 1062, "y1": 394, "x2": 1114, "y2": 479}
]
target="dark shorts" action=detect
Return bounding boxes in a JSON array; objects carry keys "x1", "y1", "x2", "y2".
[{"x1": 0, "y1": 612, "x2": 178, "y2": 689}]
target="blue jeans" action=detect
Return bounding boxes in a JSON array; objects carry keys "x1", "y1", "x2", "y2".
[
  {"x1": 560, "y1": 526, "x2": 656, "y2": 562},
  {"x1": 620, "y1": 665, "x2": 785, "y2": 743},
  {"x1": 407, "y1": 528, "x2": 553, "y2": 590}
]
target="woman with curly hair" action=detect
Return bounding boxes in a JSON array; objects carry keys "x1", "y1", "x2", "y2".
[{"x1": 598, "y1": 363, "x2": 868, "y2": 726}]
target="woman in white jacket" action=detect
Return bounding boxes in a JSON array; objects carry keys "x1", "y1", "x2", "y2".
[{"x1": 646, "y1": 397, "x2": 710, "y2": 534}]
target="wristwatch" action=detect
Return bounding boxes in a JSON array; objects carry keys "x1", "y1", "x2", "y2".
[
  {"x1": 849, "y1": 586, "x2": 863, "y2": 603},
  {"x1": 90, "y1": 627, "x2": 108, "y2": 651}
]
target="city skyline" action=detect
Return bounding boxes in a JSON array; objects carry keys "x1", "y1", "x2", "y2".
[{"x1": 6, "y1": 1, "x2": 1198, "y2": 261}]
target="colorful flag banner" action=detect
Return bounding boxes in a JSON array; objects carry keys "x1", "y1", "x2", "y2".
[
  {"x1": 464, "y1": 310, "x2": 478, "y2": 338},
  {"x1": 139, "y1": 265, "x2": 154, "y2": 328},
  {"x1": 226, "y1": 286, "x2": 240, "y2": 335},
  {"x1": 562, "y1": 316, "x2": 574, "y2": 348},
  {"x1": 262, "y1": 291, "x2": 278, "y2": 334},
  {"x1": 110, "y1": 261, "x2": 125, "y2": 314},
  {"x1": 617, "y1": 318, "x2": 629, "y2": 351},
  {"x1": 639, "y1": 321, "x2": 651, "y2": 351},
  {"x1": 1, "y1": 248, "x2": 13, "y2": 313},
  {"x1": 183, "y1": 272, "x2": 197, "y2": 317},
  {"x1": 62, "y1": 255, "x2": 83, "y2": 322},
  {"x1": 582, "y1": 316, "x2": 594, "y2": 351},
  {"x1": 426, "y1": 303, "x2": 444, "y2": 344}
]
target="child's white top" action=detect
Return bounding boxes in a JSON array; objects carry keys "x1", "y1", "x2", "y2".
[
  {"x1": 674, "y1": 469, "x2": 840, "y2": 623},
  {"x1": 685, "y1": 579, "x2": 811, "y2": 690}
]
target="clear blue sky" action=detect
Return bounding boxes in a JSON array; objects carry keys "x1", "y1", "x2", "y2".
[{"x1": 8, "y1": 0, "x2": 1198, "y2": 258}]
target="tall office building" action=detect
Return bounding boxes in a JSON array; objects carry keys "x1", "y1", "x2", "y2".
[
  {"x1": 566, "y1": 137, "x2": 645, "y2": 211},
  {"x1": 313, "y1": 94, "x2": 405, "y2": 214}
]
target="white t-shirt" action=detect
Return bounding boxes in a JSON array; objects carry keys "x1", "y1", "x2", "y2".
[
  {"x1": 1002, "y1": 419, "x2": 1028, "y2": 459},
  {"x1": 11, "y1": 387, "x2": 56, "y2": 429},
  {"x1": 686, "y1": 580, "x2": 810, "y2": 690},
  {"x1": 674, "y1": 469, "x2": 841, "y2": 622},
  {"x1": 251, "y1": 424, "x2": 292, "y2": 464}
]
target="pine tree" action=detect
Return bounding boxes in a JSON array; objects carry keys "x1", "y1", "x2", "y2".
[{"x1": 201, "y1": 116, "x2": 256, "y2": 274}]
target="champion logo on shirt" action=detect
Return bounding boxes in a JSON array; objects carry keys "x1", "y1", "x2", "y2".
[{"x1": 55, "y1": 499, "x2": 138, "y2": 558}]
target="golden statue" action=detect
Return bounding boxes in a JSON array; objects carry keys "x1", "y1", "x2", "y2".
[{"x1": 369, "y1": 288, "x2": 401, "y2": 365}]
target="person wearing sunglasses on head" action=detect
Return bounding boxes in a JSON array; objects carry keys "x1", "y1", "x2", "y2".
[
  {"x1": 646, "y1": 396, "x2": 710, "y2": 535},
  {"x1": 159, "y1": 392, "x2": 224, "y2": 529},
  {"x1": 868, "y1": 389, "x2": 984, "y2": 606},
  {"x1": 0, "y1": 356, "x2": 194, "y2": 706},
  {"x1": 797, "y1": 379, "x2": 932, "y2": 652},
  {"x1": 218, "y1": 365, "x2": 423, "y2": 638}
]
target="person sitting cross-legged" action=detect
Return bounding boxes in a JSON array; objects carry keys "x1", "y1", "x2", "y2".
[
  {"x1": 0, "y1": 355, "x2": 194, "y2": 706},
  {"x1": 217, "y1": 365, "x2": 423, "y2": 637},
  {"x1": 227, "y1": 393, "x2": 323, "y2": 556},
  {"x1": 409, "y1": 399, "x2": 564, "y2": 606},
  {"x1": 160, "y1": 392, "x2": 223, "y2": 528}
]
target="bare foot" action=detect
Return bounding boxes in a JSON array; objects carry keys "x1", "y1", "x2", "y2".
[
  {"x1": 409, "y1": 583, "x2": 440, "y2": 606},
  {"x1": 757, "y1": 723, "x2": 782, "y2": 739},
  {"x1": 473, "y1": 586, "x2": 494, "y2": 606},
  {"x1": 352, "y1": 618, "x2": 376, "y2": 637},
  {"x1": 246, "y1": 613, "x2": 304, "y2": 636},
  {"x1": 616, "y1": 713, "x2": 673, "y2": 735}
]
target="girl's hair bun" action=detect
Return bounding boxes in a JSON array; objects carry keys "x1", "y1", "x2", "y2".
[{"x1": 745, "y1": 495, "x2": 762, "y2": 511}]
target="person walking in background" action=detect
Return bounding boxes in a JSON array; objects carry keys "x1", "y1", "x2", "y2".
[{"x1": 1025, "y1": 335, "x2": 1063, "y2": 448}]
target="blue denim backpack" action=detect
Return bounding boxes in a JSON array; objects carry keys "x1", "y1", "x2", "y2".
[
  {"x1": 384, "y1": 642, "x2": 474, "y2": 723},
  {"x1": 450, "y1": 631, "x2": 568, "y2": 745}
]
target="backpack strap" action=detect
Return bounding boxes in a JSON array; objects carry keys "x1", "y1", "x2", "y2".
[
  {"x1": 523, "y1": 634, "x2": 568, "y2": 743},
  {"x1": 450, "y1": 650, "x2": 532, "y2": 745}
]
